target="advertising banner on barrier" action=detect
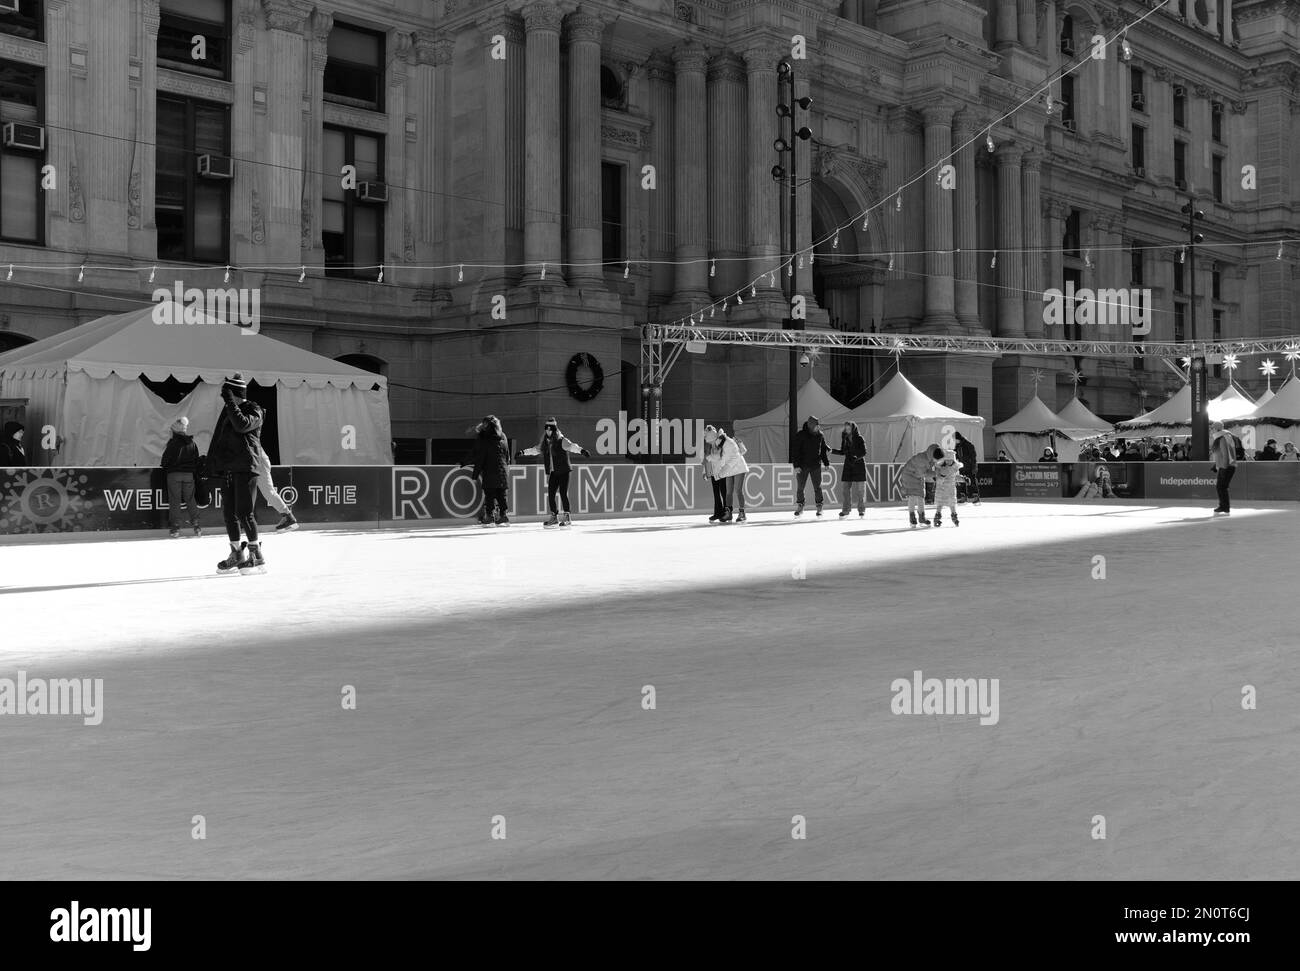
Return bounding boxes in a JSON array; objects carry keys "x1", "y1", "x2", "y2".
[
  {"x1": 1239, "y1": 463, "x2": 1300, "y2": 501},
  {"x1": 975, "y1": 464, "x2": 1010, "y2": 498},
  {"x1": 1142, "y1": 463, "x2": 1220, "y2": 499},
  {"x1": 1010, "y1": 464, "x2": 1063, "y2": 498},
  {"x1": 280, "y1": 466, "x2": 384, "y2": 524}
]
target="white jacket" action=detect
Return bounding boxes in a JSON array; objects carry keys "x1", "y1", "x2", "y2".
[{"x1": 714, "y1": 435, "x2": 750, "y2": 478}]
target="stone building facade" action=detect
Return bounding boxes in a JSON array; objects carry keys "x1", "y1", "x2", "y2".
[{"x1": 0, "y1": 0, "x2": 1296, "y2": 459}]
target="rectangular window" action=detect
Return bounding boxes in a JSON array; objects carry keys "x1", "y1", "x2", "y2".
[
  {"x1": 1174, "y1": 302, "x2": 1186, "y2": 343},
  {"x1": 155, "y1": 95, "x2": 230, "y2": 263},
  {"x1": 1130, "y1": 67, "x2": 1145, "y2": 112},
  {"x1": 1173, "y1": 261, "x2": 1184, "y2": 293},
  {"x1": 1131, "y1": 124, "x2": 1145, "y2": 171},
  {"x1": 1213, "y1": 309, "x2": 1222, "y2": 340},
  {"x1": 1130, "y1": 241, "x2": 1144, "y2": 285},
  {"x1": 0, "y1": 0, "x2": 42, "y2": 42},
  {"x1": 1063, "y1": 209, "x2": 1080, "y2": 258},
  {"x1": 1211, "y1": 102, "x2": 1224, "y2": 142},
  {"x1": 1063, "y1": 266, "x2": 1083, "y2": 341},
  {"x1": 158, "y1": 0, "x2": 230, "y2": 80},
  {"x1": 1173, "y1": 139, "x2": 1186, "y2": 185},
  {"x1": 1212, "y1": 154, "x2": 1223, "y2": 203},
  {"x1": 1061, "y1": 75, "x2": 1075, "y2": 127},
  {"x1": 0, "y1": 58, "x2": 44, "y2": 244},
  {"x1": 324, "y1": 23, "x2": 384, "y2": 112},
  {"x1": 1173, "y1": 87, "x2": 1186, "y2": 129},
  {"x1": 601, "y1": 161, "x2": 623, "y2": 265},
  {"x1": 961, "y1": 387, "x2": 978, "y2": 416},
  {"x1": 323, "y1": 125, "x2": 384, "y2": 279},
  {"x1": 1212, "y1": 269, "x2": 1221, "y2": 301}
]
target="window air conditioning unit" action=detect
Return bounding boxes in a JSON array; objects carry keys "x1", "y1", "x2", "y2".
[
  {"x1": 1060, "y1": 38, "x2": 1075, "y2": 56},
  {"x1": 197, "y1": 154, "x2": 234, "y2": 179},
  {"x1": 1133, "y1": 166, "x2": 1146, "y2": 178},
  {"x1": 1062, "y1": 118, "x2": 1077, "y2": 132},
  {"x1": 1173, "y1": 85, "x2": 1186, "y2": 98},
  {"x1": 0, "y1": 0, "x2": 19, "y2": 13},
  {"x1": 1175, "y1": 178, "x2": 1188, "y2": 190},
  {"x1": 2, "y1": 122, "x2": 44, "y2": 151},
  {"x1": 1132, "y1": 93, "x2": 1146, "y2": 110},
  {"x1": 357, "y1": 181, "x2": 388, "y2": 203}
]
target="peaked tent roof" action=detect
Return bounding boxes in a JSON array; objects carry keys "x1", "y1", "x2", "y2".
[
  {"x1": 1242, "y1": 375, "x2": 1300, "y2": 421},
  {"x1": 1057, "y1": 396, "x2": 1114, "y2": 432},
  {"x1": 993, "y1": 395, "x2": 1095, "y2": 437},
  {"x1": 1252, "y1": 388, "x2": 1276, "y2": 410},
  {"x1": 735, "y1": 376, "x2": 844, "y2": 427},
  {"x1": 0, "y1": 305, "x2": 385, "y2": 390},
  {"x1": 1209, "y1": 383, "x2": 1255, "y2": 421},
  {"x1": 823, "y1": 371, "x2": 985, "y2": 425},
  {"x1": 1119, "y1": 384, "x2": 1191, "y2": 427}
]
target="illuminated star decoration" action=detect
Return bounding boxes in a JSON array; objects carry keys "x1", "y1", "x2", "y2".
[
  {"x1": 1260, "y1": 358, "x2": 1278, "y2": 392},
  {"x1": 803, "y1": 345, "x2": 823, "y2": 366},
  {"x1": 1068, "y1": 369, "x2": 1084, "y2": 390},
  {"x1": 889, "y1": 338, "x2": 907, "y2": 369},
  {"x1": 1222, "y1": 353, "x2": 1240, "y2": 385},
  {"x1": 1030, "y1": 368, "x2": 1046, "y2": 395},
  {"x1": 1284, "y1": 344, "x2": 1300, "y2": 378},
  {"x1": 1180, "y1": 355, "x2": 1193, "y2": 377}
]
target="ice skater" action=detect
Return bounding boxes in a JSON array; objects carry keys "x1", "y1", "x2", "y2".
[
  {"x1": 208, "y1": 374, "x2": 267, "y2": 574},
  {"x1": 831, "y1": 420, "x2": 867, "y2": 518},
  {"x1": 254, "y1": 448, "x2": 298, "y2": 532},
  {"x1": 792, "y1": 416, "x2": 830, "y2": 516},
  {"x1": 932, "y1": 450, "x2": 963, "y2": 527},
  {"x1": 954, "y1": 431, "x2": 980, "y2": 505},
  {"x1": 712, "y1": 426, "x2": 749, "y2": 523},
  {"x1": 461, "y1": 415, "x2": 512, "y2": 526},
  {"x1": 1210, "y1": 421, "x2": 1237, "y2": 515},
  {"x1": 519, "y1": 417, "x2": 590, "y2": 527},
  {"x1": 701, "y1": 425, "x2": 726, "y2": 523},
  {"x1": 160, "y1": 416, "x2": 201, "y2": 538},
  {"x1": 900, "y1": 444, "x2": 943, "y2": 528}
]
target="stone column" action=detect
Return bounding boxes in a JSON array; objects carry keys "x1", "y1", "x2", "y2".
[
  {"x1": 997, "y1": 0, "x2": 1019, "y2": 47},
  {"x1": 262, "y1": 0, "x2": 306, "y2": 265},
  {"x1": 1021, "y1": 151, "x2": 1044, "y2": 336},
  {"x1": 477, "y1": 14, "x2": 511, "y2": 294},
  {"x1": 995, "y1": 143, "x2": 1025, "y2": 336},
  {"x1": 707, "y1": 55, "x2": 746, "y2": 298},
  {"x1": 952, "y1": 110, "x2": 981, "y2": 330},
  {"x1": 646, "y1": 60, "x2": 675, "y2": 301},
  {"x1": 565, "y1": 7, "x2": 606, "y2": 288},
  {"x1": 742, "y1": 46, "x2": 781, "y2": 293},
  {"x1": 230, "y1": 3, "x2": 256, "y2": 265},
  {"x1": 415, "y1": 31, "x2": 456, "y2": 300},
  {"x1": 922, "y1": 105, "x2": 957, "y2": 331},
  {"x1": 1042, "y1": 198, "x2": 1065, "y2": 338},
  {"x1": 386, "y1": 31, "x2": 415, "y2": 270},
  {"x1": 521, "y1": 1, "x2": 564, "y2": 285},
  {"x1": 672, "y1": 43, "x2": 709, "y2": 304},
  {"x1": 1018, "y1": 0, "x2": 1038, "y2": 48},
  {"x1": 132, "y1": 0, "x2": 160, "y2": 255},
  {"x1": 300, "y1": 9, "x2": 330, "y2": 264}
]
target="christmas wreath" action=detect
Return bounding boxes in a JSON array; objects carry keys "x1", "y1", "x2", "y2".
[{"x1": 566, "y1": 352, "x2": 604, "y2": 402}]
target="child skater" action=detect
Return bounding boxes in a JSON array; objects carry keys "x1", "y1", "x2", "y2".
[
  {"x1": 461, "y1": 415, "x2": 512, "y2": 526},
  {"x1": 899, "y1": 443, "x2": 944, "y2": 528},
  {"x1": 932, "y1": 449, "x2": 963, "y2": 527},
  {"x1": 519, "y1": 417, "x2": 590, "y2": 527}
]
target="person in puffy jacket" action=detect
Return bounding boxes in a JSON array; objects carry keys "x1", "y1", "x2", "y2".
[
  {"x1": 519, "y1": 417, "x2": 589, "y2": 527},
  {"x1": 831, "y1": 421, "x2": 867, "y2": 518},
  {"x1": 160, "y1": 415, "x2": 201, "y2": 538},
  {"x1": 1209, "y1": 421, "x2": 1238, "y2": 515},
  {"x1": 932, "y1": 449, "x2": 963, "y2": 527},
  {"x1": 954, "y1": 431, "x2": 979, "y2": 504},
  {"x1": 900, "y1": 444, "x2": 943, "y2": 527},
  {"x1": 461, "y1": 415, "x2": 512, "y2": 526},
  {"x1": 712, "y1": 427, "x2": 750, "y2": 523},
  {"x1": 0, "y1": 421, "x2": 27, "y2": 466},
  {"x1": 208, "y1": 373, "x2": 266, "y2": 574},
  {"x1": 792, "y1": 416, "x2": 830, "y2": 516}
]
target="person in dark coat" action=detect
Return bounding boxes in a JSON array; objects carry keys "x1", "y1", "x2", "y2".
[
  {"x1": 519, "y1": 417, "x2": 589, "y2": 527},
  {"x1": 208, "y1": 373, "x2": 266, "y2": 573},
  {"x1": 160, "y1": 415, "x2": 201, "y2": 538},
  {"x1": 831, "y1": 420, "x2": 868, "y2": 518},
  {"x1": 1038, "y1": 446, "x2": 1058, "y2": 462},
  {"x1": 1210, "y1": 421, "x2": 1238, "y2": 515},
  {"x1": 792, "y1": 416, "x2": 830, "y2": 516},
  {"x1": 1259, "y1": 439, "x2": 1280, "y2": 461},
  {"x1": 461, "y1": 415, "x2": 512, "y2": 526},
  {"x1": 0, "y1": 421, "x2": 26, "y2": 466},
  {"x1": 953, "y1": 430, "x2": 980, "y2": 505}
]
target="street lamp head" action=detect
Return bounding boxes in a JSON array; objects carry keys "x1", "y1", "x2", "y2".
[
  {"x1": 795, "y1": 95, "x2": 813, "y2": 110},
  {"x1": 773, "y1": 137, "x2": 790, "y2": 153},
  {"x1": 771, "y1": 164, "x2": 786, "y2": 181},
  {"x1": 777, "y1": 59, "x2": 792, "y2": 76},
  {"x1": 776, "y1": 103, "x2": 791, "y2": 118},
  {"x1": 795, "y1": 126, "x2": 813, "y2": 140},
  {"x1": 1192, "y1": 232, "x2": 1204, "y2": 244}
]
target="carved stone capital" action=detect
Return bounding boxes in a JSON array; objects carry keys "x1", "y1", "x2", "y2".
[
  {"x1": 1193, "y1": 83, "x2": 1213, "y2": 99},
  {"x1": 262, "y1": 0, "x2": 305, "y2": 33},
  {"x1": 740, "y1": 45, "x2": 782, "y2": 72},
  {"x1": 142, "y1": 0, "x2": 160, "y2": 34},
  {"x1": 886, "y1": 106, "x2": 921, "y2": 134},
  {"x1": 1021, "y1": 150, "x2": 1043, "y2": 173},
  {"x1": 478, "y1": 14, "x2": 524, "y2": 46},
  {"x1": 995, "y1": 142, "x2": 1023, "y2": 165},
  {"x1": 414, "y1": 31, "x2": 453, "y2": 66},
  {"x1": 920, "y1": 104, "x2": 955, "y2": 128},
  {"x1": 566, "y1": 8, "x2": 607, "y2": 44},
  {"x1": 707, "y1": 55, "x2": 746, "y2": 85},
  {"x1": 521, "y1": 1, "x2": 564, "y2": 34},
  {"x1": 672, "y1": 42, "x2": 709, "y2": 73},
  {"x1": 1153, "y1": 65, "x2": 1172, "y2": 83},
  {"x1": 308, "y1": 7, "x2": 332, "y2": 44},
  {"x1": 1231, "y1": 99, "x2": 1249, "y2": 114}
]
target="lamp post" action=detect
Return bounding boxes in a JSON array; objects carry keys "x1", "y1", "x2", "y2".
[
  {"x1": 1182, "y1": 196, "x2": 1208, "y2": 460},
  {"x1": 772, "y1": 59, "x2": 812, "y2": 465}
]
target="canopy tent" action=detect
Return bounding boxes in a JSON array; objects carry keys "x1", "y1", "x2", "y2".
[
  {"x1": 732, "y1": 377, "x2": 844, "y2": 464},
  {"x1": 1056, "y1": 397, "x2": 1114, "y2": 434},
  {"x1": 992, "y1": 396, "x2": 1098, "y2": 461},
  {"x1": 1252, "y1": 388, "x2": 1275, "y2": 410},
  {"x1": 819, "y1": 371, "x2": 985, "y2": 463},
  {"x1": 1116, "y1": 384, "x2": 1256, "y2": 438},
  {"x1": 1227, "y1": 376, "x2": 1300, "y2": 450},
  {"x1": 0, "y1": 306, "x2": 392, "y2": 467}
]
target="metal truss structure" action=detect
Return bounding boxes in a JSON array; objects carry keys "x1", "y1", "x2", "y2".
[{"x1": 639, "y1": 323, "x2": 1300, "y2": 389}]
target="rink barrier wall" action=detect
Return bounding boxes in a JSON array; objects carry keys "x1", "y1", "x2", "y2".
[{"x1": 0, "y1": 462, "x2": 1296, "y2": 536}]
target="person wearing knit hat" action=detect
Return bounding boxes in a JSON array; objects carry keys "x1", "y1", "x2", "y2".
[
  {"x1": 899, "y1": 444, "x2": 943, "y2": 527},
  {"x1": 459, "y1": 415, "x2": 513, "y2": 525},
  {"x1": 931, "y1": 449, "x2": 963, "y2": 527},
  {"x1": 160, "y1": 415, "x2": 201, "y2": 538},
  {"x1": 0, "y1": 421, "x2": 26, "y2": 467},
  {"x1": 207, "y1": 372, "x2": 269, "y2": 572},
  {"x1": 519, "y1": 417, "x2": 590, "y2": 527}
]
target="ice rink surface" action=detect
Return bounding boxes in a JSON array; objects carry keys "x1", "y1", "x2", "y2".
[{"x1": 1, "y1": 500, "x2": 1296, "y2": 880}]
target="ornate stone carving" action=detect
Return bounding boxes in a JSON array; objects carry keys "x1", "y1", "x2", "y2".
[
  {"x1": 0, "y1": 33, "x2": 47, "y2": 65},
  {"x1": 995, "y1": 142, "x2": 1023, "y2": 164},
  {"x1": 1021, "y1": 150, "x2": 1043, "y2": 172},
  {"x1": 1193, "y1": 83, "x2": 1212, "y2": 99},
  {"x1": 920, "y1": 104, "x2": 955, "y2": 127},
  {"x1": 69, "y1": 162, "x2": 84, "y2": 223},
  {"x1": 566, "y1": 9, "x2": 606, "y2": 43},
  {"x1": 816, "y1": 145, "x2": 886, "y2": 201},
  {"x1": 261, "y1": 0, "x2": 303, "y2": 33},
  {"x1": 740, "y1": 45, "x2": 781, "y2": 71},
  {"x1": 477, "y1": 13, "x2": 523, "y2": 45},
  {"x1": 251, "y1": 187, "x2": 266, "y2": 245},
  {"x1": 158, "y1": 68, "x2": 235, "y2": 103},
  {"x1": 142, "y1": 0, "x2": 160, "y2": 34},
  {"x1": 322, "y1": 102, "x2": 388, "y2": 132},
  {"x1": 521, "y1": 1, "x2": 563, "y2": 33},
  {"x1": 1231, "y1": 99, "x2": 1248, "y2": 114},
  {"x1": 886, "y1": 106, "x2": 921, "y2": 134},
  {"x1": 707, "y1": 57, "x2": 745, "y2": 84},
  {"x1": 389, "y1": 31, "x2": 414, "y2": 86},
  {"x1": 672, "y1": 43, "x2": 708, "y2": 72},
  {"x1": 601, "y1": 124, "x2": 641, "y2": 148},
  {"x1": 675, "y1": 2, "x2": 697, "y2": 25},
  {"x1": 127, "y1": 170, "x2": 141, "y2": 229},
  {"x1": 1154, "y1": 65, "x2": 1172, "y2": 83},
  {"x1": 646, "y1": 62, "x2": 675, "y2": 84},
  {"x1": 1099, "y1": 8, "x2": 1125, "y2": 30},
  {"x1": 236, "y1": 0, "x2": 257, "y2": 54}
]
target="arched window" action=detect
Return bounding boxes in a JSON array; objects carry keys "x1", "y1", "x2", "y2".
[
  {"x1": 336, "y1": 353, "x2": 387, "y2": 376},
  {"x1": 600, "y1": 65, "x2": 626, "y2": 111}
]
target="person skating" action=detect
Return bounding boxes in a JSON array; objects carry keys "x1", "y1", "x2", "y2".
[
  {"x1": 207, "y1": 374, "x2": 267, "y2": 574},
  {"x1": 698, "y1": 425, "x2": 725, "y2": 523},
  {"x1": 792, "y1": 416, "x2": 830, "y2": 516},
  {"x1": 461, "y1": 415, "x2": 512, "y2": 526},
  {"x1": 830, "y1": 421, "x2": 868, "y2": 518},
  {"x1": 713, "y1": 426, "x2": 750, "y2": 523},
  {"x1": 900, "y1": 444, "x2": 943, "y2": 527},
  {"x1": 519, "y1": 417, "x2": 589, "y2": 527},
  {"x1": 0, "y1": 421, "x2": 26, "y2": 466},
  {"x1": 954, "y1": 431, "x2": 980, "y2": 505},
  {"x1": 932, "y1": 449, "x2": 963, "y2": 527},
  {"x1": 1210, "y1": 421, "x2": 1238, "y2": 515},
  {"x1": 160, "y1": 416, "x2": 201, "y2": 538},
  {"x1": 254, "y1": 447, "x2": 298, "y2": 532}
]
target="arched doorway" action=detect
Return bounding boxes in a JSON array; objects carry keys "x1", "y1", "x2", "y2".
[{"x1": 336, "y1": 353, "x2": 387, "y2": 376}]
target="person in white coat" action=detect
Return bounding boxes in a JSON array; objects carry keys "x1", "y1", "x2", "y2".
[
  {"x1": 254, "y1": 447, "x2": 298, "y2": 531},
  {"x1": 713, "y1": 427, "x2": 750, "y2": 523},
  {"x1": 700, "y1": 425, "x2": 725, "y2": 523}
]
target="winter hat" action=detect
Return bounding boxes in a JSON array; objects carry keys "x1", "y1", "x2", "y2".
[
  {"x1": 544, "y1": 417, "x2": 558, "y2": 428},
  {"x1": 927, "y1": 444, "x2": 944, "y2": 462},
  {"x1": 2, "y1": 421, "x2": 22, "y2": 438},
  {"x1": 222, "y1": 373, "x2": 248, "y2": 398},
  {"x1": 171, "y1": 416, "x2": 190, "y2": 434},
  {"x1": 941, "y1": 449, "x2": 958, "y2": 464}
]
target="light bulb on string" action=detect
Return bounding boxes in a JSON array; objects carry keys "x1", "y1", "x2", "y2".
[
  {"x1": 148, "y1": 265, "x2": 156, "y2": 284},
  {"x1": 809, "y1": 251, "x2": 815, "y2": 266},
  {"x1": 751, "y1": 283, "x2": 757, "y2": 297},
  {"x1": 710, "y1": 259, "x2": 716, "y2": 277},
  {"x1": 862, "y1": 213, "x2": 869, "y2": 231},
  {"x1": 78, "y1": 264, "x2": 85, "y2": 284},
  {"x1": 888, "y1": 253, "x2": 895, "y2": 271},
  {"x1": 458, "y1": 264, "x2": 464, "y2": 282},
  {"x1": 1277, "y1": 242, "x2": 1284, "y2": 261},
  {"x1": 833, "y1": 231, "x2": 839, "y2": 249},
  {"x1": 710, "y1": 305, "x2": 715, "y2": 318},
  {"x1": 797, "y1": 255, "x2": 803, "y2": 270},
  {"x1": 788, "y1": 263, "x2": 793, "y2": 276},
  {"x1": 990, "y1": 251, "x2": 997, "y2": 269},
  {"x1": 986, "y1": 131, "x2": 994, "y2": 153},
  {"x1": 895, "y1": 194, "x2": 902, "y2": 212},
  {"x1": 299, "y1": 265, "x2": 306, "y2": 283},
  {"x1": 623, "y1": 261, "x2": 629, "y2": 279},
  {"x1": 1180, "y1": 246, "x2": 1186, "y2": 264},
  {"x1": 5, "y1": 264, "x2": 11, "y2": 282},
  {"x1": 1084, "y1": 249, "x2": 1093, "y2": 268},
  {"x1": 769, "y1": 271, "x2": 776, "y2": 287},
  {"x1": 737, "y1": 291, "x2": 744, "y2": 305},
  {"x1": 377, "y1": 263, "x2": 384, "y2": 283},
  {"x1": 224, "y1": 265, "x2": 231, "y2": 284},
  {"x1": 540, "y1": 263, "x2": 546, "y2": 280}
]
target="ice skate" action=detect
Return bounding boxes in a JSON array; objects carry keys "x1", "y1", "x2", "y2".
[
  {"x1": 909, "y1": 512, "x2": 917, "y2": 528},
  {"x1": 838, "y1": 509, "x2": 850, "y2": 518},
  {"x1": 275, "y1": 512, "x2": 299, "y2": 532},
  {"x1": 496, "y1": 512, "x2": 511, "y2": 526},
  {"x1": 953, "y1": 513, "x2": 960, "y2": 526},
  {"x1": 192, "y1": 525, "x2": 203, "y2": 538},
  {"x1": 239, "y1": 543, "x2": 267, "y2": 575},
  {"x1": 794, "y1": 503, "x2": 804, "y2": 517},
  {"x1": 559, "y1": 512, "x2": 572, "y2": 527},
  {"x1": 736, "y1": 510, "x2": 746, "y2": 523},
  {"x1": 721, "y1": 507, "x2": 733, "y2": 523},
  {"x1": 933, "y1": 513, "x2": 943, "y2": 527},
  {"x1": 815, "y1": 504, "x2": 823, "y2": 517},
  {"x1": 918, "y1": 514, "x2": 932, "y2": 526},
  {"x1": 169, "y1": 528, "x2": 181, "y2": 539},
  {"x1": 543, "y1": 512, "x2": 559, "y2": 528},
  {"x1": 217, "y1": 542, "x2": 246, "y2": 575}
]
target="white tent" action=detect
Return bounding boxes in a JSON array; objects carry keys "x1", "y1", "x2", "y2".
[
  {"x1": 1057, "y1": 397, "x2": 1114, "y2": 434},
  {"x1": 1252, "y1": 388, "x2": 1276, "y2": 410},
  {"x1": 993, "y1": 396, "x2": 1098, "y2": 461},
  {"x1": 1229, "y1": 376, "x2": 1300, "y2": 451},
  {"x1": 0, "y1": 305, "x2": 392, "y2": 467},
  {"x1": 1117, "y1": 384, "x2": 1255, "y2": 438},
  {"x1": 820, "y1": 371, "x2": 985, "y2": 462},
  {"x1": 732, "y1": 377, "x2": 845, "y2": 464}
]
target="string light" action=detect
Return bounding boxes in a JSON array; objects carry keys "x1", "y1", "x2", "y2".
[
  {"x1": 1180, "y1": 247, "x2": 1186, "y2": 264},
  {"x1": 751, "y1": 283, "x2": 757, "y2": 297},
  {"x1": 224, "y1": 265, "x2": 231, "y2": 284},
  {"x1": 710, "y1": 259, "x2": 716, "y2": 277},
  {"x1": 862, "y1": 213, "x2": 869, "y2": 231},
  {"x1": 1084, "y1": 249, "x2": 1093, "y2": 268},
  {"x1": 888, "y1": 253, "x2": 895, "y2": 271},
  {"x1": 377, "y1": 263, "x2": 384, "y2": 283},
  {"x1": 737, "y1": 291, "x2": 744, "y2": 305},
  {"x1": 990, "y1": 251, "x2": 997, "y2": 269},
  {"x1": 623, "y1": 261, "x2": 629, "y2": 279},
  {"x1": 788, "y1": 262, "x2": 793, "y2": 276},
  {"x1": 1277, "y1": 242, "x2": 1284, "y2": 260},
  {"x1": 540, "y1": 263, "x2": 546, "y2": 280},
  {"x1": 895, "y1": 194, "x2": 902, "y2": 211},
  {"x1": 833, "y1": 231, "x2": 839, "y2": 249},
  {"x1": 5, "y1": 264, "x2": 10, "y2": 281},
  {"x1": 710, "y1": 305, "x2": 715, "y2": 317},
  {"x1": 458, "y1": 264, "x2": 464, "y2": 282},
  {"x1": 78, "y1": 264, "x2": 85, "y2": 283},
  {"x1": 298, "y1": 265, "x2": 305, "y2": 283},
  {"x1": 148, "y1": 265, "x2": 156, "y2": 284},
  {"x1": 809, "y1": 251, "x2": 814, "y2": 266},
  {"x1": 797, "y1": 255, "x2": 803, "y2": 270},
  {"x1": 1121, "y1": 35, "x2": 1132, "y2": 61},
  {"x1": 769, "y1": 272, "x2": 776, "y2": 286},
  {"x1": 986, "y1": 131, "x2": 994, "y2": 153}
]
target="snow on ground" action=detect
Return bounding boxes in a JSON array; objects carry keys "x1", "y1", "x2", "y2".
[{"x1": 0, "y1": 500, "x2": 1296, "y2": 880}]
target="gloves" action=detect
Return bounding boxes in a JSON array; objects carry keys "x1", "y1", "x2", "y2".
[
  {"x1": 1209, "y1": 465, "x2": 1217, "y2": 473},
  {"x1": 580, "y1": 448, "x2": 590, "y2": 457},
  {"x1": 514, "y1": 451, "x2": 525, "y2": 462}
]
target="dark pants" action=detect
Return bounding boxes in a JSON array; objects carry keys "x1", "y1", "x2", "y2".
[
  {"x1": 481, "y1": 487, "x2": 508, "y2": 520},
  {"x1": 961, "y1": 463, "x2": 979, "y2": 501},
  {"x1": 547, "y1": 471, "x2": 571, "y2": 513},
  {"x1": 796, "y1": 466, "x2": 824, "y2": 506},
  {"x1": 1216, "y1": 466, "x2": 1235, "y2": 511},
  {"x1": 166, "y1": 471, "x2": 198, "y2": 529},
  {"x1": 222, "y1": 471, "x2": 260, "y2": 543},
  {"x1": 709, "y1": 477, "x2": 726, "y2": 518}
]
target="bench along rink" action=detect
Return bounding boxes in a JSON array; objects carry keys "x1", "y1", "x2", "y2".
[{"x1": 1, "y1": 500, "x2": 1296, "y2": 880}]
